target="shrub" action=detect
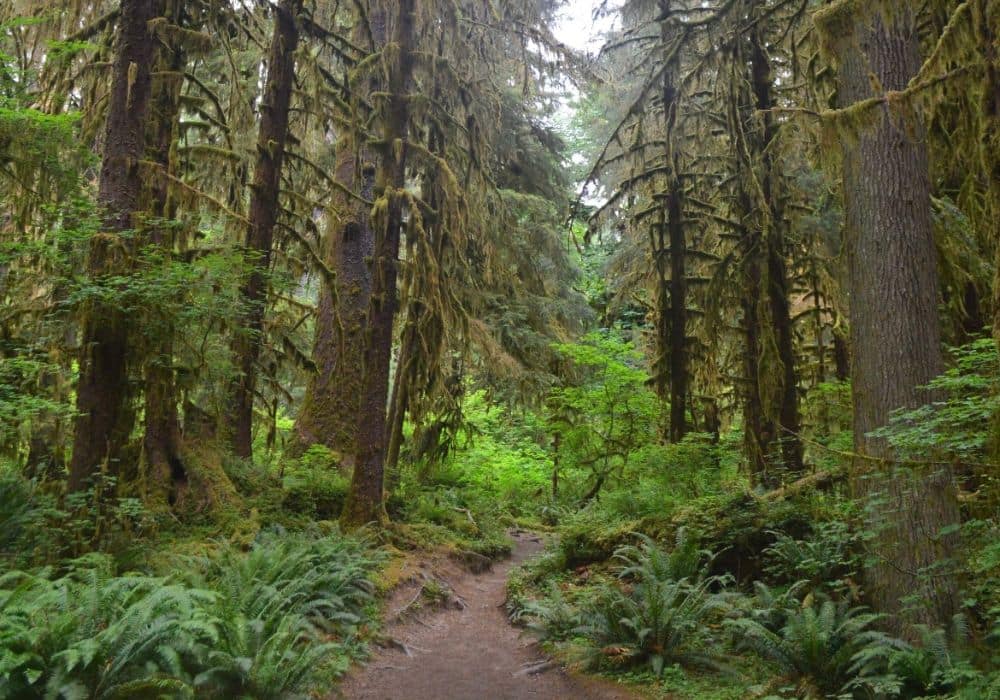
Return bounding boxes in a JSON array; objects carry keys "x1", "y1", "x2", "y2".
[
  {"x1": 513, "y1": 585, "x2": 583, "y2": 642},
  {"x1": 282, "y1": 446, "x2": 349, "y2": 519},
  {"x1": 0, "y1": 554, "x2": 215, "y2": 699},
  {"x1": 727, "y1": 595, "x2": 904, "y2": 697},
  {"x1": 0, "y1": 530, "x2": 380, "y2": 699},
  {"x1": 868, "y1": 617, "x2": 1000, "y2": 699},
  {"x1": 575, "y1": 535, "x2": 732, "y2": 677},
  {"x1": 763, "y1": 521, "x2": 860, "y2": 593}
]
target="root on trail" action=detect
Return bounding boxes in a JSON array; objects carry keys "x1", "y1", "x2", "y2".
[{"x1": 392, "y1": 571, "x2": 467, "y2": 621}]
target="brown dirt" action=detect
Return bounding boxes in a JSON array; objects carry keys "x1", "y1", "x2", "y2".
[{"x1": 335, "y1": 531, "x2": 643, "y2": 700}]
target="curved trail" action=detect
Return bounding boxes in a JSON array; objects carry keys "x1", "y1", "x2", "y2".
[{"x1": 336, "y1": 532, "x2": 640, "y2": 700}]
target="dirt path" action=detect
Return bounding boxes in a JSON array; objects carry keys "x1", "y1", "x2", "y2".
[{"x1": 335, "y1": 531, "x2": 640, "y2": 700}]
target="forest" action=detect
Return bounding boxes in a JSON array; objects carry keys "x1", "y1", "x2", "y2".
[{"x1": 1, "y1": 0, "x2": 999, "y2": 698}]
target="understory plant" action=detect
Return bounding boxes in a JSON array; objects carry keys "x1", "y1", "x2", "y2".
[
  {"x1": 0, "y1": 529, "x2": 379, "y2": 699},
  {"x1": 569, "y1": 532, "x2": 732, "y2": 677},
  {"x1": 726, "y1": 595, "x2": 904, "y2": 697}
]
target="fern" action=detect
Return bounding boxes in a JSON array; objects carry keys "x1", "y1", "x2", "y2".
[
  {"x1": 0, "y1": 530, "x2": 380, "y2": 699},
  {"x1": 572, "y1": 535, "x2": 733, "y2": 677},
  {"x1": 727, "y1": 594, "x2": 905, "y2": 696}
]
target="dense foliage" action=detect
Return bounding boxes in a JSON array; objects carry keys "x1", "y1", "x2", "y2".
[{"x1": 1, "y1": 0, "x2": 999, "y2": 697}]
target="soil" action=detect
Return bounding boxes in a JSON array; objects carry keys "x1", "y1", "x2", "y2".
[{"x1": 334, "y1": 531, "x2": 642, "y2": 700}]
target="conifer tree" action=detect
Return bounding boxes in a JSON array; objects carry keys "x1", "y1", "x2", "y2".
[
  {"x1": 226, "y1": 0, "x2": 304, "y2": 459},
  {"x1": 69, "y1": 0, "x2": 162, "y2": 491},
  {"x1": 816, "y1": 0, "x2": 959, "y2": 632}
]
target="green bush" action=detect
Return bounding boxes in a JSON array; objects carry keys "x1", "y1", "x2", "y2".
[
  {"x1": 282, "y1": 446, "x2": 349, "y2": 519},
  {"x1": 0, "y1": 554, "x2": 214, "y2": 698},
  {"x1": 0, "y1": 529, "x2": 380, "y2": 699},
  {"x1": 576, "y1": 536, "x2": 732, "y2": 677},
  {"x1": 763, "y1": 521, "x2": 861, "y2": 593},
  {"x1": 726, "y1": 595, "x2": 904, "y2": 697}
]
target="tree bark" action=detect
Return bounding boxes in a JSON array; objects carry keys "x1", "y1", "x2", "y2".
[
  {"x1": 341, "y1": 0, "x2": 418, "y2": 528},
  {"x1": 294, "y1": 9, "x2": 385, "y2": 465},
  {"x1": 749, "y1": 19, "x2": 803, "y2": 478},
  {"x1": 141, "y1": 2, "x2": 186, "y2": 505},
  {"x1": 653, "y1": 2, "x2": 687, "y2": 444},
  {"x1": 741, "y1": 235, "x2": 774, "y2": 482},
  {"x1": 979, "y1": 0, "x2": 1000, "y2": 347},
  {"x1": 293, "y1": 148, "x2": 375, "y2": 461},
  {"x1": 225, "y1": 0, "x2": 301, "y2": 458},
  {"x1": 819, "y1": 0, "x2": 959, "y2": 632},
  {"x1": 68, "y1": 0, "x2": 160, "y2": 491}
]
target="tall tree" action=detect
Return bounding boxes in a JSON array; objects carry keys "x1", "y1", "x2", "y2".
[
  {"x1": 225, "y1": 0, "x2": 303, "y2": 458},
  {"x1": 140, "y1": 0, "x2": 191, "y2": 505},
  {"x1": 340, "y1": 0, "x2": 418, "y2": 527},
  {"x1": 654, "y1": 0, "x2": 689, "y2": 443},
  {"x1": 293, "y1": 13, "x2": 378, "y2": 463},
  {"x1": 732, "y1": 0, "x2": 803, "y2": 485},
  {"x1": 68, "y1": 0, "x2": 161, "y2": 491},
  {"x1": 816, "y1": 0, "x2": 959, "y2": 632}
]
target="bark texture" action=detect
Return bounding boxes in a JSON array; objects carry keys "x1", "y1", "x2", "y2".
[
  {"x1": 341, "y1": 0, "x2": 418, "y2": 528},
  {"x1": 293, "y1": 13, "x2": 381, "y2": 462},
  {"x1": 141, "y1": 2, "x2": 186, "y2": 505},
  {"x1": 653, "y1": 7, "x2": 688, "y2": 444},
  {"x1": 821, "y1": 0, "x2": 959, "y2": 632},
  {"x1": 751, "y1": 17, "x2": 803, "y2": 481},
  {"x1": 68, "y1": 0, "x2": 160, "y2": 491},
  {"x1": 293, "y1": 152, "x2": 375, "y2": 461},
  {"x1": 226, "y1": 0, "x2": 301, "y2": 458}
]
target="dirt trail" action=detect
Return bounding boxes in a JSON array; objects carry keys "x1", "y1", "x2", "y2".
[{"x1": 335, "y1": 531, "x2": 640, "y2": 700}]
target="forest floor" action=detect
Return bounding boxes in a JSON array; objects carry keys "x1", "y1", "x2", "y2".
[{"x1": 334, "y1": 530, "x2": 643, "y2": 700}]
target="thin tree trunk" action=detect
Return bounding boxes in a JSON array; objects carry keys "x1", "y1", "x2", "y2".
[
  {"x1": 654, "y1": 2, "x2": 687, "y2": 443},
  {"x1": 666, "y1": 183, "x2": 687, "y2": 442},
  {"x1": 226, "y1": 0, "x2": 301, "y2": 458},
  {"x1": 68, "y1": 0, "x2": 160, "y2": 491},
  {"x1": 384, "y1": 323, "x2": 413, "y2": 484},
  {"x1": 341, "y1": 0, "x2": 418, "y2": 528},
  {"x1": 820, "y1": 1, "x2": 959, "y2": 633},
  {"x1": 811, "y1": 265, "x2": 826, "y2": 386},
  {"x1": 741, "y1": 236, "x2": 774, "y2": 483},
  {"x1": 749, "y1": 20, "x2": 803, "y2": 477}
]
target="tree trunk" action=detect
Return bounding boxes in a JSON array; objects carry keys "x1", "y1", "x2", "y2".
[
  {"x1": 68, "y1": 0, "x2": 160, "y2": 492},
  {"x1": 832, "y1": 327, "x2": 850, "y2": 380},
  {"x1": 654, "y1": 3, "x2": 687, "y2": 444},
  {"x1": 226, "y1": 0, "x2": 301, "y2": 458},
  {"x1": 979, "y1": 0, "x2": 1000, "y2": 347},
  {"x1": 141, "y1": 5, "x2": 187, "y2": 506},
  {"x1": 293, "y1": 12, "x2": 381, "y2": 463},
  {"x1": 819, "y1": 1, "x2": 959, "y2": 632},
  {"x1": 341, "y1": 0, "x2": 418, "y2": 529},
  {"x1": 741, "y1": 238, "x2": 774, "y2": 483},
  {"x1": 293, "y1": 151, "x2": 375, "y2": 461},
  {"x1": 749, "y1": 20, "x2": 803, "y2": 477}
]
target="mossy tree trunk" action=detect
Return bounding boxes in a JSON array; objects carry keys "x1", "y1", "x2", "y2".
[
  {"x1": 294, "y1": 13, "x2": 380, "y2": 463},
  {"x1": 819, "y1": 0, "x2": 959, "y2": 633},
  {"x1": 979, "y1": 0, "x2": 1000, "y2": 348},
  {"x1": 141, "y1": 1, "x2": 187, "y2": 506},
  {"x1": 225, "y1": 0, "x2": 302, "y2": 459},
  {"x1": 652, "y1": 5, "x2": 688, "y2": 444},
  {"x1": 341, "y1": 0, "x2": 418, "y2": 529},
  {"x1": 734, "y1": 6, "x2": 802, "y2": 488},
  {"x1": 749, "y1": 21, "x2": 803, "y2": 480},
  {"x1": 68, "y1": 0, "x2": 162, "y2": 492},
  {"x1": 293, "y1": 149, "x2": 375, "y2": 461}
]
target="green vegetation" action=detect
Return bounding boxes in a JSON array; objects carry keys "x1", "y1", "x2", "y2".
[{"x1": 2, "y1": 0, "x2": 1000, "y2": 698}]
